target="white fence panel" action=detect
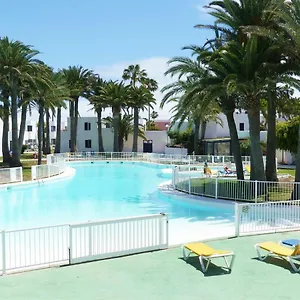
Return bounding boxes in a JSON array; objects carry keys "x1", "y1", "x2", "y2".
[
  {"x1": 69, "y1": 214, "x2": 168, "y2": 264},
  {"x1": 0, "y1": 167, "x2": 23, "y2": 184},
  {"x1": 235, "y1": 200, "x2": 300, "y2": 236},
  {"x1": 2, "y1": 225, "x2": 69, "y2": 274}
]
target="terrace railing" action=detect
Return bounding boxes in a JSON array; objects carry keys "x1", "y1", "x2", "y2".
[
  {"x1": 0, "y1": 213, "x2": 168, "y2": 275},
  {"x1": 235, "y1": 200, "x2": 300, "y2": 236},
  {"x1": 0, "y1": 167, "x2": 23, "y2": 185}
]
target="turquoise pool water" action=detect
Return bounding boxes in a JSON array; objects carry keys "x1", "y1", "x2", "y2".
[{"x1": 0, "y1": 162, "x2": 234, "y2": 230}]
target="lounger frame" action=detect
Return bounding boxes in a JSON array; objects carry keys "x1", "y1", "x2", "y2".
[
  {"x1": 182, "y1": 245, "x2": 235, "y2": 273},
  {"x1": 255, "y1": 244, "x2": 300, "y2": 272}
]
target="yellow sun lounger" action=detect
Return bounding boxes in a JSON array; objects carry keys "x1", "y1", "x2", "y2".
[
  {"x1": 182, "y1": 243, "x2": 235, "y2": 273},
  {"x1": 255, "y1": 241, "x2": 300, "y2": 272}
]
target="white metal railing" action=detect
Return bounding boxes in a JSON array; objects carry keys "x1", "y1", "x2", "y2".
[
  {"x1": 235, "y1": 200, "x2": 300, "y2": 236},
  {"x1": 31, "y1": 154, "x2": 67, "y2": 181},
  {"x1": 174, "y1": 171, "x2": 299, "y2": 203},
  {"x1": 66, "y1": 152, "x2": 252, "y2": 166},
  {"x1": 0, "y1": 213, "x2": 168, "y2": 275},
  {"x1": 0, "y1": 167, "x2": 23, "y2": 184},
  {"x1": 69, "y1": 213, "x2": 168, "y2": 264}
]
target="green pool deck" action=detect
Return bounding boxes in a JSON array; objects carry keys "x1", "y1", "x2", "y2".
[{"x1": 1, "y1": 232, "x2": 300, "y2": 300}]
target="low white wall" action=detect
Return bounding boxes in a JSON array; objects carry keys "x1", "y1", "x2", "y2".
[
  {"x1": 276, "y1": 149, "x2": 295, "y2": 165},
  {"x1": 165, "y1": 146, "x2": 188, "y2": 155},
  {"x1": 123, "y1": 131, "x2": 168, "y2": 153}
]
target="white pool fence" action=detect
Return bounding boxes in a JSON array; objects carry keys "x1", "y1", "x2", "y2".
[
  {"x1": 235, "y1": 200, "x2": 300, "y2": 236},
  {"x1": 0, "y1": 213, "x2": 168, "y2": 275},
  {"x1": 31, "y1": 153, "x2": 68, "y2": 180},
  {"x1": 0, "y1": 167, "x2": 22, "y2": 184},
  {"x1": 66, "y1": 152, "x2": 252, "y2": 166}
]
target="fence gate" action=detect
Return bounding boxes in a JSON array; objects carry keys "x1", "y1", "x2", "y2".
[{"x1": 69, "y1": 213, "x2": 168, "y2": 265}]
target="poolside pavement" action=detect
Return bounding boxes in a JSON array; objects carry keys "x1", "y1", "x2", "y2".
[{"x1": 1, "y1": 231, "x2": 300, "y2": 300}]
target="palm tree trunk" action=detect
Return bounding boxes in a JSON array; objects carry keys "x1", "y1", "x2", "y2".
[
  {"x1": 112, "y1": 107, "x2": 120, "y2": 152},
  {"x1": 266, "y1": 84, "x2": 278, "y2": 181},
  {"x1": 54, "y1": 107, "x2": 61, "y2": 153},
  {"x1": 194, "y1": 119, "x2": 200, "y2": 155},
  {"x1": 18, "y1": 104, "x2": 27, "y2": 154},
  {"x1": 2, "y1": 96, "x2": 11, "y2": 165},
  {"x1": 10, "y1": 82, "x2": 21, "y2": 167},
  {"x1": 225, "y1": 110, "x2": 244, "y2": 180},
  {"x1": 291, "y1": 123, "x2": 300, "y2": 199},
  {"x1": 97, "y1": 108, "x2": 104, "y2": 152},
  {"x1": 45, "y1": 110, "x2": 51, "y2": 154},
  {"x1": 132, "y1": 107, "x2": 139, "y2": 152},
  {"x1": 70, "y1": 101, "x2": 75, "y2": 152},
  {"x1": 38, "y1": 104, "x2": 44, "y2": 165},
  {"x1": 119, "y1": 135, "x2": 124, "y2": 152},
  {"x1": 74, "y1": 97, "x2": 79, "y2": 152},
  {"x1": 247, "y1": 104, "x2": 265, "y2": 181},
  {"x1": 199, "y1": 121, "x2": 207, "y2": 154}
]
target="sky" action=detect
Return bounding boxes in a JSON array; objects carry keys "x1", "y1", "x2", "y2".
[{"x1": 0, "y1": 0, "x2": 214, "y2": 122}]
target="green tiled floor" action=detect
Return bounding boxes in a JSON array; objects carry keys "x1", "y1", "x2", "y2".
[{"x1": 1, "y1": 231, "x2": 300, "y2": 300}]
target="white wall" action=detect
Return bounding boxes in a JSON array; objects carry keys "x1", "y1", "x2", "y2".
[
  {"x1": 276, "y1": 149, "x2": 295, "y2": 165},
  {"x1": 204, "y1": 112, "x2": 251, "y2": 139}
]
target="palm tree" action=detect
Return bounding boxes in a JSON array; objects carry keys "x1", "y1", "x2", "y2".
[
  {"x1": 161, "y1": 77, "x2": 221, "y2": 155},
  {"x1": 0, "y1": 37, "x2": 44, "y2": 167},
  {"x1": 196, "y1": 0, "x2": 285, "y2": 181},
  {"x1": 89, "y1": 75, "x2": 106, "y2": 152},
  {"x1": 100, "y1": 81, "x2": 129, "y2": 151},
  {"x1": 128, "y1": 85, "x2": 156, "y2": 152},
  {"x1": 62, "y1": 66, "x2": 93, "y2": 153},
  {"x1": 277, "y1": 0, "x2": 300, "y2": 182},
  {"x1": 103, "y1": 114, "x2": 146, "y2": 152},
  {"x1": 122, "y1": 65, "x2": 155, "y2": 152}
]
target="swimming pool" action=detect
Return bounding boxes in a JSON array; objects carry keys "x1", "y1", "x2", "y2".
[{"x1": 0, "y1": 162, "x2": 235, "y2": 244}]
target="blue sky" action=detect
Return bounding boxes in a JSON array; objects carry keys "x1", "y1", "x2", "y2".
[{"x1": 1, "y1": 0, "x2": 213, "y2": 119}]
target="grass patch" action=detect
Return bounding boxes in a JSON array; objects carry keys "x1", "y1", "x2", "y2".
[{"x1": 277, "y1": 168, "x2": 295, "y2": 177}]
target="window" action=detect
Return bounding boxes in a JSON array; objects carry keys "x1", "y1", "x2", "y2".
[
  {"x1": 239, "y1": 123, "x2": 245, "y2": 131},
  {"x1": 51, "y1": 138, "x2": 56, "y2": 145},
  {"x1": 105, "y1": 123, "x2": 111, "y2": 129},
  {"x1": 85, "y1": 140, "x2": 92, "y2": 148},
  {"x1": 51, "y1": 126, "x2": 56, "y2": 132},
  {"x1": 27, "y1": 125, "x2": 33, "y2": 132},
  {"x1": 84, "y1": 122, "x2": 91, "y2": 131},
  {"x1": 69, "y1": 140, "x2": 71, "y2": 148}
]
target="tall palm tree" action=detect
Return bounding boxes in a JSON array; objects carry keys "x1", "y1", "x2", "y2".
[
  {"x1": 161, "y1": 77, "x2": 221, "y2": 155},
  {"x1": 89, "y1": 75, "x2": 106, "y2": 152},
  {"x1": 100, "y1": 81, "x2": 129, "y2": 151},
  {"x1": 277, "y1": 0, "x2": 300, "y2": 182},
  {"x1": 62, "y1": 66, "x2": 93, "y2": 152},
  {"x1": 128, "y1": 85, "x2": 156, "y2": 152},
  {"x1": 196, "y1": 0, "x2": 283, "y2": 181},
  {"x1": 0, "y1": 37, "x2": 44, "y2": 167},
  {"x1": 122, "y1": 65, "x2": 154, "y2": 152},
  {"x1": 122, "y1": 64, "x2": 147, "y2": 87}
]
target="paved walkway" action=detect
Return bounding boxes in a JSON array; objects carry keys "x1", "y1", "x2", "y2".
[{"x1": 1, "y1": 232, "x2": 300, "y2": 300}]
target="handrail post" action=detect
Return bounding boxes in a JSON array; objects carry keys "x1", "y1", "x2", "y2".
[
  {"x1": 215, "y1": 177, "x2": 218, "y2": 199},
  {"x1": 255, "y1": 180, "x2": 258, "y2": 203},
  {"x1": 188, "y1": 176, "x2": 191, "y2": 194},
  {"x1": 234, "y1": 204, "x2": 240, "y2": 237},
  {"x1": 2, "y1": 230, "x2": 6, "y2": 275}
]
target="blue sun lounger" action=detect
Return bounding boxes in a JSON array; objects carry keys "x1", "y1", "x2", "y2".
[{"x1": 281, "y1": 239, "x2": 300, "y2": 247}]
